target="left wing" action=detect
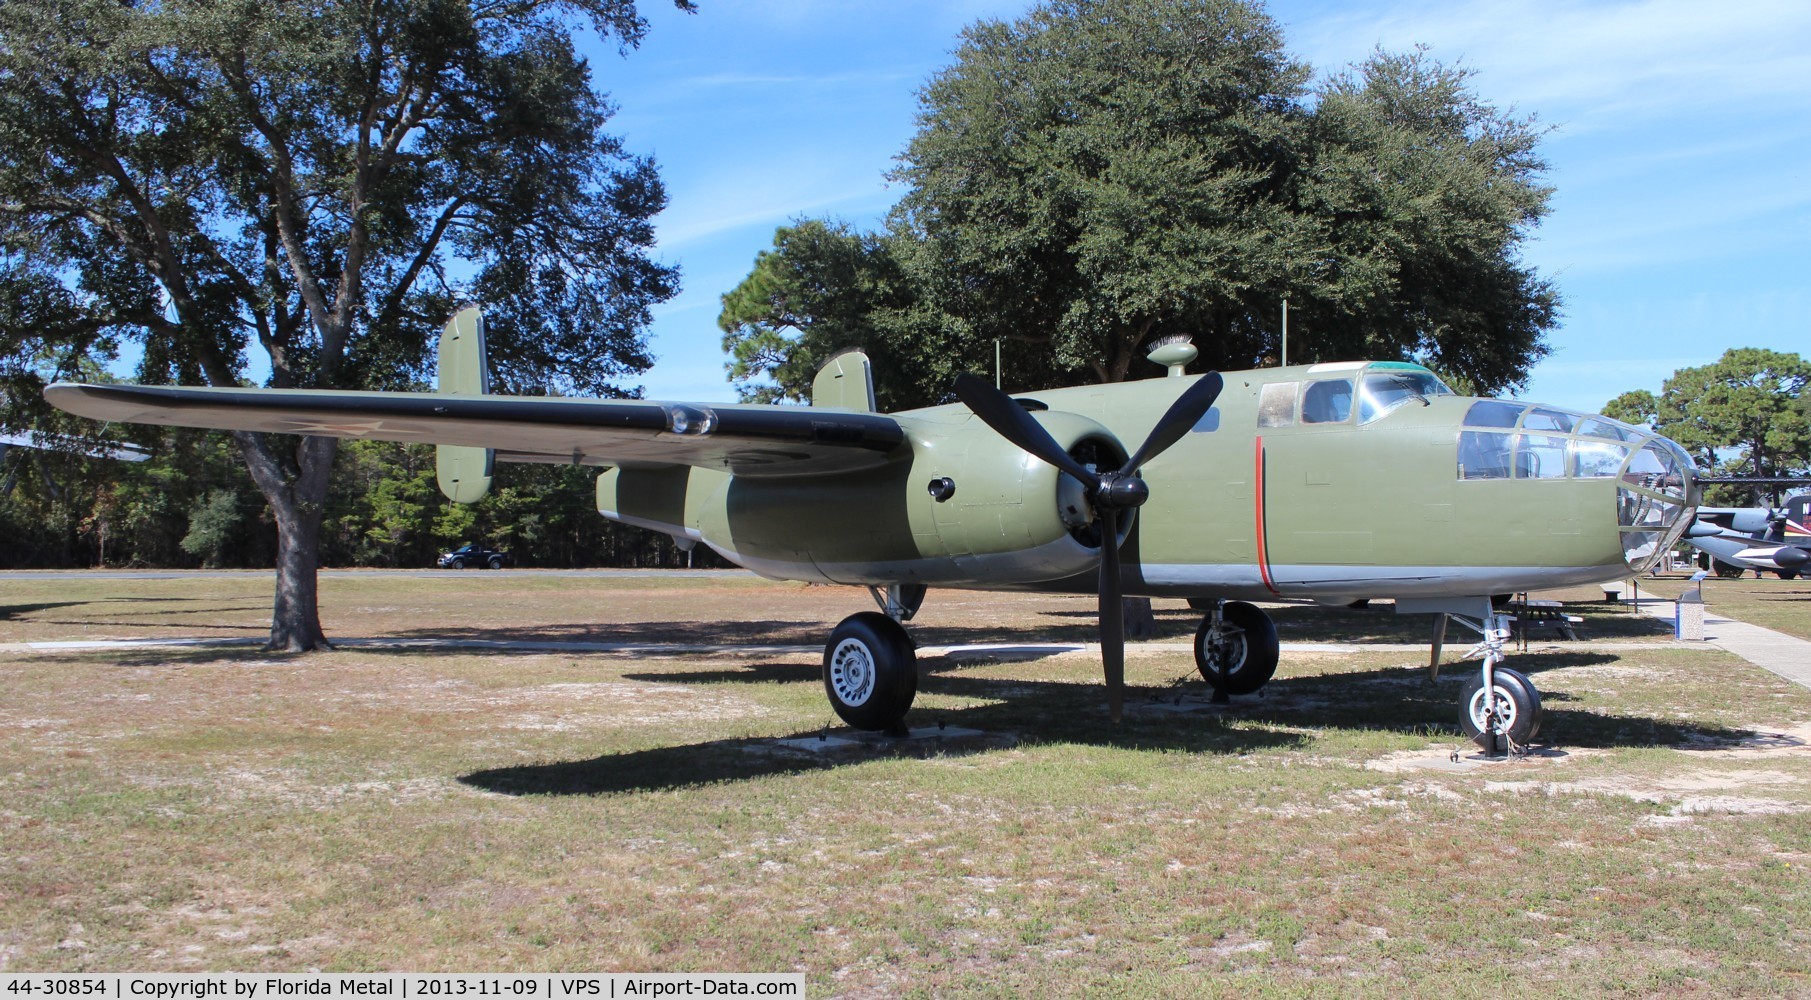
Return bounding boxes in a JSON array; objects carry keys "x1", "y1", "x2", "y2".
[{"x1": 44, "y1": 383, "x2": 906, "y2": 478}]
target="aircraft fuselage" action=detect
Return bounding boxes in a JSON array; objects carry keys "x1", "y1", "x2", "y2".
[{"x1": 597, "y1": 361, "x2": 1697, "y2": 603}]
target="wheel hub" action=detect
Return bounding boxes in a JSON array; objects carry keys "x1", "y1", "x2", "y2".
[
  {"x1": 829, "y1": 638, "x2": 876, "y2": 707},
  {"x1": 1467, "y1": 684, "x2": 1519, "y2": 733}
]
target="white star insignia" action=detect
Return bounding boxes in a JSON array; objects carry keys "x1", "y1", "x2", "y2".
[{"x1": 282, "y1": 419, "x2": 405, "y2": 437}]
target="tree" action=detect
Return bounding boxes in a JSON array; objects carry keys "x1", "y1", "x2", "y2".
[
  {"x1": 1651, "y1": 349, "x2": 1809, "y2": 504},
  {"x1": 718, "y1": 220, "x2": 956, "y2": 409},
  {"x1": 1601, "y1": 389, "x2": 1658, "y2": 428},
  {"x1": 724, "y1": 0, "x2": 1559, "y2": 403},
  {"x1": 0, "y1": 0, "x2": 686, "y2": 648}
]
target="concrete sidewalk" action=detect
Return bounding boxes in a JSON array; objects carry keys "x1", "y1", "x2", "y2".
[{"x1": 1637, "y1": 598, "x2": 1811, "y2": 691}]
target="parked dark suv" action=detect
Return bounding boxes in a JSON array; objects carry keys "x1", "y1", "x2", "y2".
[{"x1": 436, "y1": 543, "x2": 510, "y2": 569}]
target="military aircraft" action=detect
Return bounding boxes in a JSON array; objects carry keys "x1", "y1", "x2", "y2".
[
  {"x1": 45, "y1": 307, "x2": 1700, "y2": 749},
  {"x1": 1685, "y1": 497, "x2": 1810, "y2": 578}
]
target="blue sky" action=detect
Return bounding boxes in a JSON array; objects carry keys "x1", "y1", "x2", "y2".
[{"x1": 592, "y1": 0, "x2": 1809, "y2": 415}]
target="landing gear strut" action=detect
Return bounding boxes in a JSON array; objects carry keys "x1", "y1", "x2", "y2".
[
  {"x1": 1447, "y1": 612, "x2": 1543, "y2": 753},
  {"x1": 1193, "y1": 600, "x2": 1280, "y2": 700}
]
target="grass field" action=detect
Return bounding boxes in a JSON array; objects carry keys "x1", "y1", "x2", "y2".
[{"x1": 3, "y1": 572, "x2": 1810, "y2": 995}]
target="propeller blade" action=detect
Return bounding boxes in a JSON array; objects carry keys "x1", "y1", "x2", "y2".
[
  {"x1": 1120, "y1": 372, "x2": 1224, "y2": 474},
  {"x1": 1098, "y1": 505, "x2": 1125, "y2": 722},
  {"x1": 953, "y1": 373, "x2": 1097, "y2": 486}
]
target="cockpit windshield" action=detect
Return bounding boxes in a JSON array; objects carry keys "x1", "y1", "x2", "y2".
[{"x1": 1357, "y1": 364, "x2": 1454, "y2": 424}]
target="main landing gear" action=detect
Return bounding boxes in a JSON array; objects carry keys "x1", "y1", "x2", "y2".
[
  {"x1": 820, "y1": 585, "x2": 928, "y2": 735},
  {"x1": 1442, "y1": 612, "x2": 1543, "y2": 753},
  {"x1": 1193, "y1": 600, "x2": 1280, "y2": 700}
]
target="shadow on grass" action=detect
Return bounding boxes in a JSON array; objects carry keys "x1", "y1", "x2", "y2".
[
  {"x1": 461, "y1": 648, "x2": 1757, "y2": 797},
  {"x1": 2, "y1": 595, "x2": 250, "y2": 621}
]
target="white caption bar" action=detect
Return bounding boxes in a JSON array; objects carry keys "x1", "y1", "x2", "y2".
[{"x1": 0, "y1": 976, "x2": 804, "y2": 1000}]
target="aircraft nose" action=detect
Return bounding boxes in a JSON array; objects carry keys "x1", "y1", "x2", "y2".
[{"x1": 1614, "y1": 430, "x2": 1695, "y2": 572}]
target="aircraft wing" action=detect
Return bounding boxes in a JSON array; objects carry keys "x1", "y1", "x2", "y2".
[
  {"x1": 0, "y1": 429, "x2": 151, "y2": 462},
  {"x1": 44, "y1": 383, "x2": 906, "y2": 477}
]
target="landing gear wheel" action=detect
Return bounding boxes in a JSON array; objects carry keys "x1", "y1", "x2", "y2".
[
  {"x1": 1458, "y1": 666, "x2": 1542, "y2": 748},
  {"x1": 823, "y1": 612, "x2": 918, "y2": 732},
  {"x1": 1194, "y1": 601, "x2": 1279, "y2": 696}
]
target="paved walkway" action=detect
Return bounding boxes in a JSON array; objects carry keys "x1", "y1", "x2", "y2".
[{"x1": 1636, "y1": 598, "x2": 1811, "y2": 691}]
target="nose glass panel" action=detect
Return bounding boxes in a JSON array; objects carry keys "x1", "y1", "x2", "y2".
[{"x1": 1616, "y1": 435, "x2": 1695, "y2": 571}]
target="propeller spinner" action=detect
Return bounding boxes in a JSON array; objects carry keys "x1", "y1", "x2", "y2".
[{"x1": 954, "y1": 371, "x2": 1225, "y2": 721}]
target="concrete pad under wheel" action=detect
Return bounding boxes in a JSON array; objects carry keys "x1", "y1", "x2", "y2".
[{"x1": 770, "y1": 725, "x2": 988, "y2": 753}]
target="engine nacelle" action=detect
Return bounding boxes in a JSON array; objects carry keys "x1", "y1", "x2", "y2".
[{"x1": 595, "y1": 408, "x2": 1131, "y2": 587}]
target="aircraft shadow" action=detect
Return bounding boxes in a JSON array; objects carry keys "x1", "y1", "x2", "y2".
[
  {"x1": 1, "y1": 595, "x2": 237, "y2": 621},
  {"x1": 464, "y1": 648, "x2": 1757, "y2": 797}
]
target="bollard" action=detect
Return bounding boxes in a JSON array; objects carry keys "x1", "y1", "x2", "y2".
[{"x1": 1676, "y1": 591, "x2": 1705, "y2": 641}]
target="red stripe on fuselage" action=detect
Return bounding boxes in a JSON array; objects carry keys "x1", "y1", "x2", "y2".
[{"x1": 1255, "y1": 436, "x2": 1280, "y2": 597}]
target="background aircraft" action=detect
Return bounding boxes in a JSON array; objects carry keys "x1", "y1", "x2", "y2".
[
  {"x1": 46, "y1": 308, "x2": 1700, "y2": 750},
  {"x1": 1685, "y1": 497, "x2": 1810, "y2": 578}
]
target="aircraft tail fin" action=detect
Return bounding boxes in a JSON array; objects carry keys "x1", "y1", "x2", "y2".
[
  {"x1": 435, "y1": 305, "x2": 496, "y2": 503},
  {"x1": 811, "y1": 349, "x2": 877, "y2": 412}
]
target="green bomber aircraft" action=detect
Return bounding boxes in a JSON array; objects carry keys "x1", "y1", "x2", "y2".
[{"x1": 46, "y1": 307, "x2": 1699, "y2": 749}]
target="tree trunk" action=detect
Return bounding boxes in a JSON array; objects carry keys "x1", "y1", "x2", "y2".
[{"x1": 234, "y1": 431, "x2": 338, "y2": 651}]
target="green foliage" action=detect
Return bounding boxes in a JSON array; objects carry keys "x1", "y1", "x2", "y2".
[
  {"x1": 1653, "y1": 349, "x2": 1809, "y2": 492},
  {"x1": 181, "y1": 490, "x2": 253, "y2": 568},
  {"x1": 718, "y1": 221, "x2": 954, "y2": 408},
  {"x1": 1602, "y1": 390, "x2": 1659, "y2": 428},
  {"x1": 1, "y1": 431, "x2": 718, "y2": 569},
  {"x1": 722, "y1": 0, "x2": 1559, "y2": 403},
  {"x1": 0, "y1": 0, "x2": 688, "y2": 641}
]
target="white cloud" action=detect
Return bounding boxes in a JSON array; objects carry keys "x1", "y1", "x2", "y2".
[{"x1": 1288, "y1": 0, "x2": 1811, "y2": 130}]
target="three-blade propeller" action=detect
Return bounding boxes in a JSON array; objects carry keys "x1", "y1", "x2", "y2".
[{"x1": 953, "y1": 371, "x2": 1224, "y2": 721}]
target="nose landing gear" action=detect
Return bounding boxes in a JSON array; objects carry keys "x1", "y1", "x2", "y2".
[{"x1": 1447, "y1": 612, "x2": 1544, "y2": 754}]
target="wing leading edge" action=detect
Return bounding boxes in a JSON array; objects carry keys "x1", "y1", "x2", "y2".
[{"x1": 44, "y1": 383, "x2": 906, "y2": 478}]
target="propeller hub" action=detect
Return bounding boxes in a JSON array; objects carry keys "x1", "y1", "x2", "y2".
[{"x1": 1096, "y1": 472, "x2": 1149, "y2": 510}]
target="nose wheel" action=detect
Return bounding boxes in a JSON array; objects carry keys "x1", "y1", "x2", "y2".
[{"x1": 1448, "y1": 612, "x2": 1544, "y2": 754}]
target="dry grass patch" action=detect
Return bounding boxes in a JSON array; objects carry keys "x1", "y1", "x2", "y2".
[{"x1": 2, "y1": 573, "x2": 1809, "y2": 995}]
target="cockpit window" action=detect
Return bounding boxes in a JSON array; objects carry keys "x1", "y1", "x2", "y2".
[
  {"x1": 1357, "y1": 369, "x2": 1448, "y2": 423},
  {"x1": 1572, "y1": 440, "x2": 1629, "y2": 479},
  {"x1": 1257, "y1": 382, "x2": 1298, "y2": 428},
  {"x1": 1624, "y1": 442, "x2": 1686, "y2": 498},
  {"x1": 1575, "y1": 417, "x2": 1641, "y2": 442},
  {"x1": 1521, "y1": 407, "x2": 1576, "y2": 433},
  {"x1": 1514, "y1": 435, "x2": 1568, "y2": 479},
  {"x1": 1463, "y1": 400, "x2": 1524, "y2": 428},
  {"x1": 1458, "y1": 431, "x2": 1513, "y2": 479},
  {"x1": 1301, "y1": 379, "x2": 1354, "y2": 423}
]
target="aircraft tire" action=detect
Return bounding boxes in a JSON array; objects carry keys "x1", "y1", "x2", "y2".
[
  {"x1": 823, "y1": 612, "x2": 917, "y2": 732},
  {"x1": 1777, "y1": 570, "x2": 1799, "y2": 581},
  {"x1": 1713, "y1": 560, "x2": 1745, "y2": 579},
  {"x1": 1458, "y1": 666, "x2": 1542, "y2": 747},
  {"x1": 1194, "y1": 601, "x2": 1279, "y2": 696}
]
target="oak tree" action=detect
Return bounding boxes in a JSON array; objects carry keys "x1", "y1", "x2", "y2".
[{"x1": 0, "y1": 0, "x2": 685, "y2": 648}]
